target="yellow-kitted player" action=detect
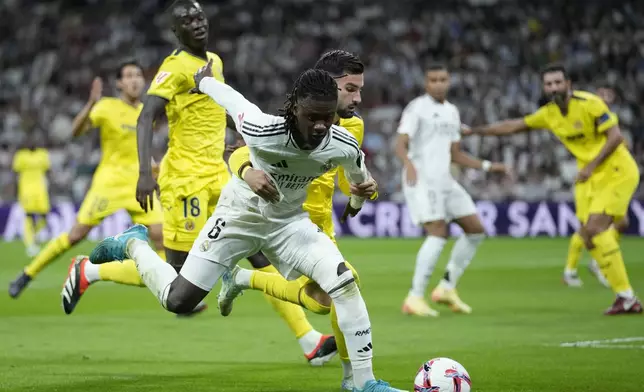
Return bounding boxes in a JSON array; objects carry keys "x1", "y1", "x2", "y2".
[
  {"x1": 9, "y1": 62, "x2": 165, "y2": 300},
  {"x1": 222, "y1": 50, "x2": 379, "y2": 391},
  {"x1": 469, "y1": 63, "x2": 641, "y2": 315},
  {"x1": 12, "y1": 142, "x2": 50, "y2": 257},
  {"x1": 563, "y1": 84, "x2": 628, "y2": 288}
]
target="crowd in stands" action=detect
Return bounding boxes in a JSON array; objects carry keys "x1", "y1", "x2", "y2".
[{"x1": 1, "y1": 0, "x2": 643, "y2": 204}]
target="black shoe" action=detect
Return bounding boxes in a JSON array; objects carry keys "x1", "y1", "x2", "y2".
[
  {"x1": 176, "y1": 303, "x2": 208, "y2": 318},
  {"x1": 9, "y1": 272, "x2": 32, "y2": 298},
  {"x1": 306, "y1": 335, "x2": 338, "y2": 366}
]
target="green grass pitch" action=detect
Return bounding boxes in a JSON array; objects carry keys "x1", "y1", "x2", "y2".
[{"x1": 0, "y1": 237, "x2": 643, "y2": 391}]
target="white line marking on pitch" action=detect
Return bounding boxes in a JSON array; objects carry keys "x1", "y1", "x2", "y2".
[{"x1": 557, "y1": 337, "x2": 644, "y2": 349}]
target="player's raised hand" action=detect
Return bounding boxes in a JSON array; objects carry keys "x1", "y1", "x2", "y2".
[
  {"x1": 136, "y1": 173, "x2": 160, "y2": 212},
  {"x1": 191, "y1": 59, "x2": 214, "y2": 94},
  {"x1": 350, "y1": 178, "x2": 378, "y2": 198},
  {"x1": 404, "y1": 161, "x2": 418, "y2": 186},
  {"x1": 243, "y1": 168, "x2": 280, "y2": 203},
  {"x1": 491, "y1": 162, "x2": 514, "y2": 178},
  {"x1": 89, "y1": 77, "x2": 103, "y2": 103}
]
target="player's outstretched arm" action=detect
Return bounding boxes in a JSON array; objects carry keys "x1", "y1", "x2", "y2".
[
  {"x1": 71, "y1": 77, "x2": 102, "y2": 137},
  {"x1": 135, "y1": 94, "x2": 167, "y2": 212},
  {"x1": 193, "y1": 59, "x2": 262, "y2": 123},
  {"x1": 450, "y1": 142, "x2": 511, "y2": 175},
  {"x1": 471, "y1": 118, "x2": 530, "y2": 136}
]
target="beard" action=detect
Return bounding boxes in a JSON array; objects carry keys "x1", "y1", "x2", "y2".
[{"x1": 548, "y1": 91, "x2": 568, "y2": 105}]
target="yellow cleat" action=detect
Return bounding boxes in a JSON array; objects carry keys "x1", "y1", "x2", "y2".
[
  {"x1": 431, "y1": 287, "x2": 472, "y2": 314},
  {"x1": 402, "y1": 295, "x2": 439, "y2": 317}
]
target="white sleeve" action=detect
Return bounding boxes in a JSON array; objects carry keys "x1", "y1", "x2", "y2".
[
  {"x1": 452, "y1": 109, "x2": 462, "y2": 143},
  {"x1": 199, "y1": 77, "x2": 263, "y2": 128},
  {"x1": 397, "y1": 101, "x2": 420, "y2": 137},
  {"x1": 341, "y1": 149, "x2": 370, "y2": 185}
]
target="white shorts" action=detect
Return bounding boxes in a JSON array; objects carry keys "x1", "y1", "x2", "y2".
[
  {"x1": 402, "y1": 179, "x2": 477, "y2": 225},
  {"x1": 183, "y1": 182, "x2": 352, "y2": 292}
]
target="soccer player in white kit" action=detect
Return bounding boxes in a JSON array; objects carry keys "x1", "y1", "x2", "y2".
[
  {"x1": 395, "y1": 64, "x2": 509, "y2": 317},
  {"x1": 89, "y1": 62, "x2": 406, "y2": 392}
]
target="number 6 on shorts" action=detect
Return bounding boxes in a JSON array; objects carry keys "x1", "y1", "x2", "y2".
[{"x1": 207, "y1": 218, "x2": 226, "y2": 240}]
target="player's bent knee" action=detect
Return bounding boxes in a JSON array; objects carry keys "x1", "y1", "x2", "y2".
[
  {"x1": 166, "y1": 276, "x2": 208, "y2": 314},
  {"x1": 247, "y1": 252, "x2": 271, "y2": 269},
  {"x1": 423, "y1": 221, "x2": 448, "y2": 238}
]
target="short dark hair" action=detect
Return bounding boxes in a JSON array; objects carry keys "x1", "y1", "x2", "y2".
[
  {"x1": 281, "y1": 69, "x2": 338, "y2": 128},
  {"x1": 117, "y1": 60, "x2": 142, "y2": 79},
  {"x1": 314, "y1": 50, "x2": 364, "y2": 77},
  {"x1": 540, "y1": 63, "x2": 569, "y2": 81},
  {"x1": 426, "y1": 63, "x2": 448, "y2": 72},
  {"x1": 169, "y1": 0, "x2": 199, "y2": 13}
]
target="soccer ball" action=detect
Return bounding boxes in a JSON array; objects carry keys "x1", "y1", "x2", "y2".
[{"x1": 413, "y1": 357, "x2": 471, "y2": 392}]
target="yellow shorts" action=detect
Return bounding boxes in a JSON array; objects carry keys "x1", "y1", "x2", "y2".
[
  {"x1": 77, "y1": 185, "x2": 163, "y2": 227},
  {"x1": 573, "y1": 182, "x2": 590, "y2": 224},
  {"x1": 19, "y1": 192, "x2": 50, "y2": 215},
  {"x1": 587, "y1": 168, "x2": 639, "y2": 221},
  {"x1": 160, "y1": 170, "x2": 231, "y2": 252}
]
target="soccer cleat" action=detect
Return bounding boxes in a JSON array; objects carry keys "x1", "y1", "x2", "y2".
[
  {"x1": 218, "y1": 265, "x2": 244, "y2": 317},
  {"x1": 604, "y1": 296, "x2": 643, "y2": 315},
  {"x1": 8, "y1": 271, "x2": 32, "y2": 299},
  {"x1": 176, "y1": 303, "x2": 209, "y2": 318},
  {"x1": 562, "y1": 271, "x2": 583, "y2": 287},
  {"x1": 431, "y1": 287, "x2": 472, "y2": 314},
  {"x1": 402, "y1": 295, "x2": 439, "y2": 317},
  {"x1": 352, "y1": 380, "x2": 408, "y2": 392},
  {"x1": 90, "y1": 224, "x2": 148, "y2": 264},
  {"x1": 306, "y1": 334, "x2": 338, "y2": 366},
  {"x1": 342, "y1": 378, "x2": 355, "y2": 391},
  {"x1": 61, "y1": 255, "x2": 91, "y2": 315},
  {"x1": 588, "y1": 260, "x2": 610, "y2": 288}
]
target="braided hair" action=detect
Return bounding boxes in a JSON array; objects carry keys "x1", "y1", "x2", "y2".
[{"x1": 280, "y1": 69, "x2": 338, "y2": 131}]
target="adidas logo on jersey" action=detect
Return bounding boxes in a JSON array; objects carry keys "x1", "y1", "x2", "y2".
[{"x1": 271, "y1": 160, "x2": 288, "y2": 168}]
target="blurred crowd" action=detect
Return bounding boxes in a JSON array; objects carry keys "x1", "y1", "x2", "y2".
[{"x1": 1, "y1": 0, "x2": 643, "y2": 204}]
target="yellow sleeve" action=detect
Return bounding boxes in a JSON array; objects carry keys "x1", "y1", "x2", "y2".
[
  {"x1": 337, "y1": 119, "x2": 378, "y2": 200},
  {"x1": 523, "y1": 106, "x2": 549, "y2": 130},
  {"x1": 229, "y1": 146, "x2": 251, "y2": 178},
  {"x1": 12, "y1": 152, "x2": 24, "y2": 173},
  {"x1": 587, "y1": 97, "x2": 618, "y2": 133},
  {"x1": 88, "y1": 98, "x2": 108, "y2": 128},
  {"x1": 147, "y1": 57, "x2": 187, "y2": 101}
]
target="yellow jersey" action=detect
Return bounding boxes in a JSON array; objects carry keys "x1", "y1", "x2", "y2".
[
  {"x1": 13, "y1": 148, "x2": 50, "y2": 200},
  {"x1": 147, "y1": 49, "x2": 228, "y2": 192},
  {"x1": 88, "y1": 97, "x2": 143, "y2": 186},
  {"x1": 523, "y1": 90, "x2": 636, "y2": 172}
]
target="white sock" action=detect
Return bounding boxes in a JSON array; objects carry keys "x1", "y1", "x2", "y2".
[
  {"x1": 234, "y1": 268, "x2": 253, "y2": 289},
  {"x1": 329, "y1": 282, "x2": 375, "y2": 390},
  {"x1": 128, "y1": 239, "x2": 178, "y2": 308},
  {"x1": 564, "y1": 268, "x2": 577, "y2": 275},
  {"x1": 298, "y1": 330, "x2": 323, "y2": 355},
  {"x1": 410, "y1": 236, "x2": 447, "y2": 297},
  {"x1": 341, "y1": 359, "x2": 353, "y2": 382},
  {"x1": 439, "y1": 233, "x2": 484, "y2": 290},
  {"x1": 84, "y1": 262, "x2": 101, "y2": 283},
  {"x1": 618, "y1": 289, "x2": 635, "y2": 299}
]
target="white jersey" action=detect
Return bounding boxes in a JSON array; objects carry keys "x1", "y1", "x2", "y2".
[
  {"x1": 199, "y1": 76, "x2": 369, "y2": 219},
  {"x1": 397, "y1": 94, "x2": 461, "y2": 186}
]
